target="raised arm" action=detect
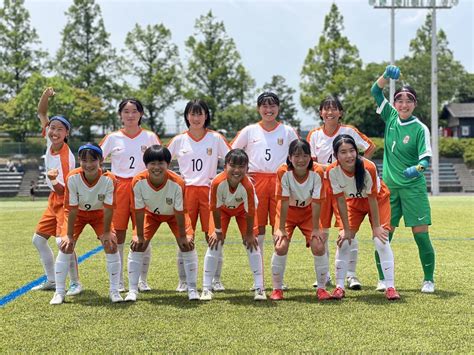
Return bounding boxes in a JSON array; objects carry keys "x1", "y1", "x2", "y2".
[
  {"x1": 38, "y1": 87, "x2": 55, "y2": 129},
  {"x1": 371, "y1": 65, "x2": 401, "y2": 107}
]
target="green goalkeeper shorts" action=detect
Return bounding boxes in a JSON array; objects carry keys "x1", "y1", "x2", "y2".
[{"x1": 389, "y1": 185, "x2": 431, "y2": 227}]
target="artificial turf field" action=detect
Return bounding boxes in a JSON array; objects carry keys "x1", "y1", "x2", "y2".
[{"x1": 0, "y1": 196, "x2": 472, "y2": 352}]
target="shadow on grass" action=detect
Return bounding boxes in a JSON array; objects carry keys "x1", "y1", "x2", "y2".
[
  {"x1": 394, "y1": 288, "x2": 461, "y2": 299},
  {"x1": 68, "y1": 289, "x2": 135, "y2": 309}
]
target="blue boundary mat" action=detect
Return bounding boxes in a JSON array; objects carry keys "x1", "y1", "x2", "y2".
[{"x1": 0, "y1": 245, "x2": 104, "y2": 308}]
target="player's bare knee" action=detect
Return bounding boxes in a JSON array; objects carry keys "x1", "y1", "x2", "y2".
[
  {"x1": 412, "y1": 225, "x2": 428, "y2": 234},
  {"x1": 311, "y1": 241, "x2": 325, "y2": 256}
]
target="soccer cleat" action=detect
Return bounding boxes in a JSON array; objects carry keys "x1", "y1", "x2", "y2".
[
  {"x1": 66, "y1": 282, "x2": 83, "y2": 296},
  {"x1": 118, "y1": 281, "x2": 126, "y2": 293},
  {"x1": 282, "y1": 282, "x2": 289, "y2": 291},
  {"x1": 176, "y1": 280, "x2": 188, "y2": 293},
  {"x1": 110, "y1": 291, "x2": 124, "y2": 303},
  {"x1": 188, "y1": 288, "x2": 200, "y2": 301},
  {"x1": 347, "y1": 276, "x2": 362, "y2": 290},
  {"x1": 376, "y1": 280, "x2": 386, "y2": 292},
  {"x1": 312, "y1": 280, "x2": 318, "y2": 288},
  {"x1": 421, "y1": 281, "x2": 435, "y2": 293},
  {"x1": 254, "y1": 288, "x2": 267, "y2": 301},
  {"x1": 200, "y1": 288, "x2": 214, "y2": 301},
  {"x1": 124, "y1": 291, "x2": 138, "y2": 302},
  {"x1": 138, "y1": 280, "x2": 152, "y2": 292},
  {"x1": 385, "y1": 287, "x2": 401, "y2": 300},
  {"x1": 32, "y1": 280, "x2": 56, "y2": 291},
  {"x1": 250, "y1": 284, "x2": 266, "y2": 291},
  {"x1": 211, "y1": 280, "x2": 225, "y2": 292},
  {"x1": 317, "y1": 288, "x2": 332, "y2": 301},
  {"x1": 331, "y1": 287, "x2": 345, "y2": 300},
  {"x1": 49, "y1": 292, "x2": 65, "y2": 305},
  {"x1": 270, "y1": 289, "x2": 284, "y2": 300}
]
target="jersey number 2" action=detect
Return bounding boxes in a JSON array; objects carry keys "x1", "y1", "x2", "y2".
[{"x1": 129, "y1": 156, "x2": 135, "y2": 169}]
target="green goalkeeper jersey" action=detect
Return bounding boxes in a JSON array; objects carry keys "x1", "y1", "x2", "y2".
[{"x1": 371, "y1": 83, "x2": 432, "y2": 188}]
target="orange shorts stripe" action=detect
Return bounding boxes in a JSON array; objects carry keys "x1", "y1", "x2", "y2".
[
  {"x1": 184, "y1": 185, "x2": 214, "y2": 234},
  {"x1": 275, "y1": 204, "x2": 314, "y2": 247},
  {"x1": 143, "y1": 212, "x2": 194, "y2": 240},
  {"x1": 114, "y1": 178, "x2": 135, "y2": 231},
  {"x1": 250, "y1": 173, "x2": 276, "y2": 227},
  {"x1": 36, "y1": 192, "x2": 65, "y2": 237}
]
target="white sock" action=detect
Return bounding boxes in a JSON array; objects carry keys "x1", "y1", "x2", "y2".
[
  {"x1": 182, "y1": 249, "x2": 198, "y2": 290},
  {"x1": 347, "y1": 236, "x2": 358, "y2": 278},
  {"x1": 271, "y1": 253, "x2": 287, "y2": 290},
  {"x1": 314, "y1": 254, "x2": 329, "y2": 289},
  {"x1": 176, "y1": 248, "x2": 186, "y2": 283},
  {"x1": 257, "y1": 234, "x2": 265, "y2": 259},
  {"x1": 56, "y1": 237, "x2": 80, "y2": 284},
  {"x1": 324, "y1": 233, "x2": 330, "y2": 282},
  {"x1": 106, "y1": 252, "x2": 121, "y2": 293},
  {"x1": 118, "y1": 243, "x2": 125, "y2": 286},
  {"x1": 203, "y1": 245, "x2": 221, "y2": 289},
  {"x1": 55, "y1": 251, "x2": 72, "y2": 295},
  {"x1": 139, "y1": 243, "x2": 151, "y2": 283},
  {"x1": 246, "y1": 247, "x2": 263, "y2": 290},
  {"x1": 127, "y1": 251, "x2": 144, "y2": 293},
  {"x1": 335, "y1": 241, "x2": 351, "y2": 289},
  {"x1": 373, "y1": 238, "x2": 395, "y2": 288},
  {"x1": 214, "y1": 248, "x2": 224, "y2": 282},
  {"x1": 32, "y1": 233, "x2": 55, "y2": 282}
]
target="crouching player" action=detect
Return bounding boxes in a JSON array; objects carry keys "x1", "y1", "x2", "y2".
[
  {"x1": 270, "y1": 139, "x2": 330, "y2": 301},
  {"x1": 327, "y1": 135, "x2": 400, "y2": 301},
  {"x1": 200, "y1": 149, "x2": 266, "y2": 301},
  {"x1": 126, "y1": 145, "x2": 198, "y2": 302},
  {"x1": 50, "y1": 144, "x2": 121, "y2": 305}
]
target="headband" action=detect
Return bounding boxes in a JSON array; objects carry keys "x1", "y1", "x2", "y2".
[
  {"x1": 49, "y1": 116, "x2": 71, "y2": 130},
  {"x1": 78, "y1": 144, "x2": 103, "y2": 158},
  {"x1": 394, "y1": 90, "x2": 416, "y2": 102}
]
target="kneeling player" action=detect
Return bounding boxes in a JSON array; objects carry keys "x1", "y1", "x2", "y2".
[
  {"x1": 125, "y1": 145, "x2": 198, "y2": 302},
  {"x1": 50, "y1": 144, "x2": 121, "y2": 305},
  {"x1": 200, "y1": 149, "x2": 266, "y2": 301},
  {"x1": 327, "y1": 135, "x2": 400, "y2": 301}
]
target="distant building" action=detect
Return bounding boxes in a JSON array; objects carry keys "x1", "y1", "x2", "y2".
[{"x1": 441, "y1": 103, "x2": 474, "y2": 138}]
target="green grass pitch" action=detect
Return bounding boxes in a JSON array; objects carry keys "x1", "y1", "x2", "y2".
[{"x1": 0, "y1": 196, "x2": 473, "y2": 352}]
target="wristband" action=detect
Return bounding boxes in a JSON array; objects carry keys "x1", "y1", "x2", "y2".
[
  {"x1": 214, "y1": 228, "x2": 222, "y2": 233},
  {"x1": 51, "y1": 179, "x2": 59, "y2": 186}
]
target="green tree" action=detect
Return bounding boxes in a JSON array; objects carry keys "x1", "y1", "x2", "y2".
[
  {"x1": 213, "y1": 104, "x2": 259, "y2": 136},
  {"x1": 0, "y1": 0, "x2": 46, "y2": 101},
  {"x1": 0, "y1": 73, "x2": 107, "y2": 141},
  {"x1": 300, "y1": 3, "x2": 361, "y2": 118},
  {"x1": 185, "y1": 11, "x2": 255, "y2": 118},
  {"x1": 124, "y1": 23, "x2": 182, "y2": 134},
  {"x1": 454, "y1": 72, "x2": 474, "y2": 103},
  {"x1": 261, "y1": 75, "x2": 300, "y2": 128}
]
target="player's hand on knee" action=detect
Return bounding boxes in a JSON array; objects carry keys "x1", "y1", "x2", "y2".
[
  {"x1": 373, "y1": 226, "x2": 388, "y2": 243},
  {"x1": 337, "y1": 229, "x2": 353, "y2": 248},
  {"x1": 102, "y1": 231, "x2": 117, "y2": 253},
  {"x1": 130, "y1": 235, "x2": 145, "y2": 252},
  {"x1": 273, "y1": 228, "x2": 287, "y2": 245},
  {"x1": 60, "y1": 235, "x2": 75, "y2": 253},
  {"x1": 177, "y1": 236, "x2": 191, "y2": 252},
  {"x1": 383, "y1": 65, "x2": 400, "y2": 80},
  {"x1": 244, "y1": 234, "x2": 258, "y2": 252},
  {"x1": 310, "y1": 228, "x2": 324, "y2": 243}
]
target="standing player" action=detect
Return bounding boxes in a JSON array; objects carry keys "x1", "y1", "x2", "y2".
[
  {"x1": 371, "y1": 65, "x2": 435, "y2": 293},
  {"x1": 125, "y1": 145, "x2": 198, "y2": 302},
  {"x1": 270, "y1": 139, "x2": 330, "y2": 301},
  {"x1": 200, "y1": 149, "x2": 266, "y2": 301},
  {"x1": 100, "y1": 99, "x2": 160, "y2": 292},
  {"x1": 327, "y1": 135, "x2": 400, "y2": 301},
  {"x1": 168, "y1": 99, "x2": 230, "y2": 293},
  {"x1": 231, "y1": 92, "x2": 298, "y2": 288},
  {"x1": 50, "y1": 144, "x2": 121, "y2": 304},
  {"x1": 306, "y1": 96, "x2": 375, "y2": 290},
  {"x1": 32, "y1": 87, "x2": 81, "y2": 296}
]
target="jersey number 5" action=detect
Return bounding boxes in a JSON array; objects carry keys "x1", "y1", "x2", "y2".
[{"x1": 265, "y1": 149, "x2": 271, "y2": 161}]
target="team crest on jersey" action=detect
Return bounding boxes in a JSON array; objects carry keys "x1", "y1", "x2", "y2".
[
  {"x1": 166, "y1": 198, "x2": 173, "y2": 205},
  {"x1": 277, "y1": 138, "x2": 284, "y2": 145},
  {"x1": 403, "y1": 135, "x2": 410, "y2": 144},
  {"x1": 141, "y1": 145, "x2": 147, "y2": 153},
  {"x1": 235, "y1": 197, "x2": 243, "y2": 202},
  {"x1": 98, "y1": 194, "x2": 105, "y2": 202},
  {"x1": 207, "y1": 148, "x2": 212, "y2": 156}
]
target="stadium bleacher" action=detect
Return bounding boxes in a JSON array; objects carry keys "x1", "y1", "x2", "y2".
[{"x1": 0, "y1": 166, "x2": 24, "y2": 197}]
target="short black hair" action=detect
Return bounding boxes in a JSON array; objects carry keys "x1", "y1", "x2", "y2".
[
  {"x1": 118, "y1": 98, "x2": 145, "y2": 126},
  {"x1": 78, "y1": 143, "x2": 103, "y2": 160},
  {"x1": 143, "y1": 145, "x2": 171, "y2": 165},
  {"x1": 319, "y1": 95, "x2": 344, "y2": 112},
  {"x1": 183, "y1": 99, "x2": 211, "y2": 128},
  {"x1": 394, "y1": 85, "x2": 417, "y2": 102},
  {"x1": 286, "y1": 139, "x2": 313, "y2": 170},
  {"x1": 224, "y1": 148, "x2": 249, "y2": 167},
  {"x1": 257, "y1": 92, "x2": 280, "y2": 107}
]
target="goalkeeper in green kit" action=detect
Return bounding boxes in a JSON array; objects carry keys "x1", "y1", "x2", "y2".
[{"x1": 371, "y1": 65, "x2": 435, "y2": 293}]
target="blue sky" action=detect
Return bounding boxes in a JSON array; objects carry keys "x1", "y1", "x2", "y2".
[{"x1": 25, "y1": 0, "x2": 473, "y2": 129}]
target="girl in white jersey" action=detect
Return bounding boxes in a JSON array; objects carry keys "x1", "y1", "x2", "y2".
[
  {"x1": 168, "y1": 100, "x2": 230, "y2": 293},
  {"x1": 32, "y1": 87, "x2": 81, "y2": 296},
  {"x1": 100, "y1": 98, "x2": 160, "y2": 292},
  {"x1": 232, "y1": 92, "x2": 299, "y2": 289},
  {"x1": 306, "y1": 96, "x2": 375, "y2": 290}
]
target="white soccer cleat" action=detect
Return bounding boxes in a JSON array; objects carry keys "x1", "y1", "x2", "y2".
[
  {"x1": 110, "y1": 291, "x2": 124, "y2": 303},
  {"x1": 282, "y1": 282, "x2": 289, "y2": 291},
  {"x1": 66, "y1": 282, "x2": 83, "y2": 296},
  {"x1": 347, "y1": 276, "x2": 362, "y2": 290},
  {"x1": 200, "y1": 288, "x2": 214, "y2": 301},
  {"x1": 312, "y1": 280, "x2": 318, "y2": 288},
  {"x1": 421, "y1": 281, "x2": 435, "y2": 293},
  {"x1": 138, "y1": 280, "x2": 152, "y2": 292},
  {"x1": 376, "y1": 280, "x2": 386, "y2": 292},
  {"x1": 176, "y1": 280, "x2": 188, "y2": 292},
  {"x1": 254, "y1": 288, "x2": 267, "y2": 301},
  {"x1": 32, "y1": 280, "x2": 56, "y2": 291},
  {"x1": 124, "y1": 291, "x2": 138, "y2": 302},
  {"x1": 211, "y1": 280, "x2": 225, "y2": 292},
  {"x1": 49, "y1": 292, "x2": 65, "y2": 305},
  {"x1": 118, "y1": 281, "x2": 126, "y2": 293},
  {"x1": 188, "y1": 288, "x2": 200, "y2": 301},
  {"x1": 250, "y1": 283, "x2": 266, "y2": 291}
]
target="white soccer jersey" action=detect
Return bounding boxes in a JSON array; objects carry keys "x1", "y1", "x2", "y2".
[
  {"x1": 65, "y1": 168, "x2": 115, "y2": 211},
  {"x1": 167, "y1": 130, "x2": 230, "y2": 186},
  {"x1": 327, "y1": 159, "x2": 380, "y2": 199},
  {"x1": 306, "y1": 125, "x2": 373, "y2": 164},
  {"x1": 43, "y1": 127, "x2": 76, "y2": 190},
  {"x1": 100, "y1": 129, "x2": 160, "y2": 178},
  {"x1": 131, "y1": 170, "x2": 185, "y2": 215},
  {"x1": 231, "y1": 122, "x2": 299, "y2": 173},
  {"x1": 276, "y1": 164, "x2": 325, "y2": 207},
  {"x1": 210, "y1": 172, "x2": 257, "y2": 215}
]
